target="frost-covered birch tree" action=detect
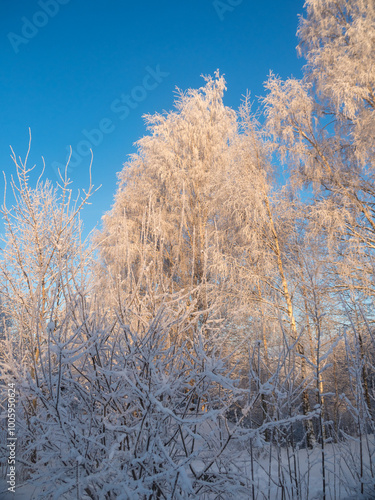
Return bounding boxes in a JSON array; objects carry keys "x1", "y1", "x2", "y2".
[
  {"x1": 263, "y1": 0, "x2": 375, "y2": 297},
  {"x1": 97, "y1": 73, "x2": 240, "y2": 336}
]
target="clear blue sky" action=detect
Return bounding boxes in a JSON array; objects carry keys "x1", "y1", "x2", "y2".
[{"x1": 0, "y1": 0, "x2": 304, "y2": 237}]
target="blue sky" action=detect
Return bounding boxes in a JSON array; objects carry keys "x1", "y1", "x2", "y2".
[{"x1": 0, "y1": 0, "x2": 304, "y2": 237}]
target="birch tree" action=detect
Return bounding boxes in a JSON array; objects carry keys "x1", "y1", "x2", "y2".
[
  {"x1": 262, "y1": 3, "x2": 375, "y2": 452},
  {"x1": 98, "y1": 73, "x2": 238, "y2": 334},
  {"x1": 263, "y1": 0, "x2": 375, "y2": 297}
]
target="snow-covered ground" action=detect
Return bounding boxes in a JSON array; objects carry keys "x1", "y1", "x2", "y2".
[{"x1": 236, "y1": 437, "x2": 375, "y2": 499}]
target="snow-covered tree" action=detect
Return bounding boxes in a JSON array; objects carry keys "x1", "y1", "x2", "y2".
[
  {"x1": 2, "y1": 2, "x2": 375, "y2": 495},
  {"x1": 97, "y1": 73, "x2": 242, "y2": 346},
  {"x1": 0, "y1": 138, "x2": 96, "y2": 372},
  {"x1": 264, "y1": 0, "x2": 375, "y2": 298},
  {"x1": 263, "y1": 0, "x2": 375, "y2": 431}
]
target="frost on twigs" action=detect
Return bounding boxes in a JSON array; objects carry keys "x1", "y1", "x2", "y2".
[{"x1": 1, "y1": 1, "x2": 375, "y2": 495}]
